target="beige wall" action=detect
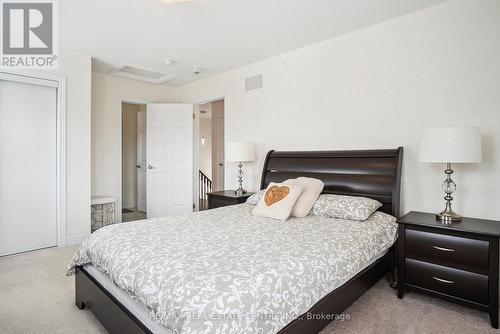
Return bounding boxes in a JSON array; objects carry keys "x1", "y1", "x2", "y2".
[
  {"x1": 172, "y1": 0, "x2": 500, "y2": 220},
  {"x1": 122, "y1": 103, "x2": 142, "y2": 209},
  {"x1": 198, "y1": 117, "x2": 212, "y2": 178},
  {"x1": 211, "y1": 100, "x2": 225, "y2": 190},
  {"x1": 47, "y1": 50, "x2": 92, "y2": 245},
  {"x1": 89, "y1": 0, "x2": 500, "y2": 221},
  {"x1": 91, "y1": 72, "x2": 175, "y2": 215}
]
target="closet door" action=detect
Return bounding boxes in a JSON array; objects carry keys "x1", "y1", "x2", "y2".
[{"x1": 0, "y1": 79, "x2": 57, "y2": 256}]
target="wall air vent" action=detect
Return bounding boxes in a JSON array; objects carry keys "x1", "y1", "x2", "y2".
[
  {"x1": 111, "y1": 65, "x2": 178, "y2": 84},
  {"x1": 245, "y1": 74, "x2": 263, "y2": 91}
]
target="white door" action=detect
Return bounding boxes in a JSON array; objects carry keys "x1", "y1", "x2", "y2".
[
  {"x1": 146, "y1": 103, "x2": 193, "y2": 218},
  {"x1": 137, "y1": 110, "x2": 147, "y2": 212},
  {"x1": 0, "y1": 79, "x2": 57, "y2": 256}
]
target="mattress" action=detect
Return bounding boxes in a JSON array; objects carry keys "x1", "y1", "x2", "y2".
[
  {"x1": 69, "y1": 203, "x2": 397, "y2": 333},
  {"x1": 83, "y1": 248, "x2": 389, "y2": 334},
  {"x1": 83, "y1": 264, "x2": 172, "y2": 334}
]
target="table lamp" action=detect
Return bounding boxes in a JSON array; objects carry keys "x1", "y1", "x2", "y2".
[
  {"x1": 419, "y1": 127, "x2": 481, "y2": 222},
  {"x1": 226, "y1": 142, "x2": 255, "y2": 195}
]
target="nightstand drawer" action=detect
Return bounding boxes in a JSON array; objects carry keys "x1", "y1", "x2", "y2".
[
  {"x1": 406, "y1": 228, "x2": 489, "y2": 271},
  {"x1": 406, "y1": 258, "x2": 488, "y2": 305}
]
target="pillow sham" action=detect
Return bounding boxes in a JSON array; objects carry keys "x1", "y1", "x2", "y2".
[
  {"x1": 285, "y1": 177, "x2": 324, "y2": 218},
  {"x1": 312, "y1": 194, "x2": 382, "y2": 221},
  {"x1": 251, "y1": 182, "x2": 304, "y2": 221},
  {"x1": 245, "y1": 190, "x2": 265, "y2": 205}
]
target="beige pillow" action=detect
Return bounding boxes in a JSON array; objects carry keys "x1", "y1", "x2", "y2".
[
  {"x1": 245, "y1": 189, "x2": 265, "y2": 205},
  {"x1": 285, "y1": 177, "x2": 324, "y2": 217},
  {"x1": 251, "y1": 182, "x2": 304, "y2": 221},
  {"x1": 311, "y1": 194, "x2": 382, "y2": 221}
]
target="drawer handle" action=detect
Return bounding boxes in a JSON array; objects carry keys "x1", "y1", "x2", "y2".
[
  {"x1": 433, "y1": 246, "x2": 455, "y2": 252},
  {"x1": 432, "y1": 276, "x2": 454, "y2": 284}
]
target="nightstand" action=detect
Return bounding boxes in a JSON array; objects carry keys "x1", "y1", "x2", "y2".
[
  {"x1": 207, "y1": 191, "x2": 254, "y2": 209},
  {"x1": 397, "y1": 211, "x2": 500, "y2": 328}
]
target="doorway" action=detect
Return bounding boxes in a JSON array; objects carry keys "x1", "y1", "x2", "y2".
[
  {"x1": 121, "y1": 102, "x2": 147, "y2": 222},
  {"x1": 119, "y1": 102, "x2": 194, "y2": 220},
  {"x1": 197, "y1": 98, "x2": 225, "y2": 210}
]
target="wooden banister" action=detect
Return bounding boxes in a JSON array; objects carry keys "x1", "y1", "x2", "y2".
[{"x1": 199, "y1": 170, "x2": 212, "y2": 200}]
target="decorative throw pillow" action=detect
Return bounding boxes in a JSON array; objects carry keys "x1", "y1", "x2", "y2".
[
  {"x1": 245, "y1": 189, "x2": 265, "y2": 205},
  {"x1": 252, "y1": 182, "x2": 304, "y2": 221},
  {"x1": 312, "y1": 194, "x2": 382, "y2": 221},
  {"x1": 285, "y1": 177, "x2": 324, "y2": 217}
]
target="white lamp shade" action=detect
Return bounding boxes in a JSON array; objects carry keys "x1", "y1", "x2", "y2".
[
  {"x1": 226, "y1": 142, "x2": 255, "y2": 162},
  {"x1": 419, "y1": 127, "x2": 482, "y2": 163}
]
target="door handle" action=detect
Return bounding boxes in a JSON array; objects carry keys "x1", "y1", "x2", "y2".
[
  {"x1": 433, "y1": 246, "x2": 455, "y2": 252},
  {"x1": 432, "y1": 276, "x2": 454, "y2": 284},
  {"x1": 148, "y1": 165, "x2": 155, "y2": 169},
  {"x1": 218, "y1": 163, "x2": 223, "y2": 166},
  {"x1": 136, "y1": 164, "x2": 141, "y2": 168}
]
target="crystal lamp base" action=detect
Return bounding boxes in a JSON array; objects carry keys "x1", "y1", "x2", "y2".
[
  {"x1": 436, "y1": 162, "x2": 462, "y2": 224},
  {"x1": 436, "y1": 208, "x2": 462, "y2": 223}
]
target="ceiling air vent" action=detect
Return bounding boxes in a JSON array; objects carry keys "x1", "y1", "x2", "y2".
[
  {"x1": 245, "y1": 74, "x2": 263, "y2": 91},
  {"x1": 111, "y1": 65, "x2": 178, "y2": 84}
]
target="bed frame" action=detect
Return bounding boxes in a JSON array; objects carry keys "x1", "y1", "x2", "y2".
[{"x1": 75, "y1": 147, "x2": 404, "y2": 334}]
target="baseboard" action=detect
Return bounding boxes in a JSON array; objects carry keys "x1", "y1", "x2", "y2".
[{"x1": 65, "y1": 234, "x2": 90, "y2": 246}]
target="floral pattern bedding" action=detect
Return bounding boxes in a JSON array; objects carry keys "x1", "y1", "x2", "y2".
[{"x1": 68, "y1": 204, "x2": 397, "y2": 334}]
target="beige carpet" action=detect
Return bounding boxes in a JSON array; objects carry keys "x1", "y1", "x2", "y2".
[{"x1": 0, "y1": 246, "x2": 497, "y2": 334}]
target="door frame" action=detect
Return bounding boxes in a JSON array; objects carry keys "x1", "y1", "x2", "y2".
[
  {"x1": 116, "y1": 97, "x2": 148, "y2": 223},
  {"x1": 117, "y1": 96, "x2": 226, "y2": 217},
  {"x1": 0, "y1": 70, "x2": 67, "y2": 247}
]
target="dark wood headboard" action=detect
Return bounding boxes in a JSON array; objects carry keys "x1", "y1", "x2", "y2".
[{"x1": 260, "y1": 147, "x2": 404, "y2": 217}]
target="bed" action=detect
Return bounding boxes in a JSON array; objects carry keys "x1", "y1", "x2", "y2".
[{"x1": 70, "y1": 147, "x2": 403, "y2": 334}]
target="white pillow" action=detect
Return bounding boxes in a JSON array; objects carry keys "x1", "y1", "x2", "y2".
[
  {"x1": 312, "y1": 194, "x2": 382, "y2": 221},
  {"x1": 285, "y1": 177, "x2": 324, "y2": 217},
  {"x1": 251, "y1": 182, "x2": 304, "y2": 221}
]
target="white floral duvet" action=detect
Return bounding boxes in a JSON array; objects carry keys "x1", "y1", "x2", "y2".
[{"x1": 68, "y1": 204, "x2": 397, "y2": 334}]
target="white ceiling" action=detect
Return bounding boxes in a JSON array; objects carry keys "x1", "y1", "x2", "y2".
[{"x1": 60, "y1": 0, "x2": 446, "y2": 86}]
